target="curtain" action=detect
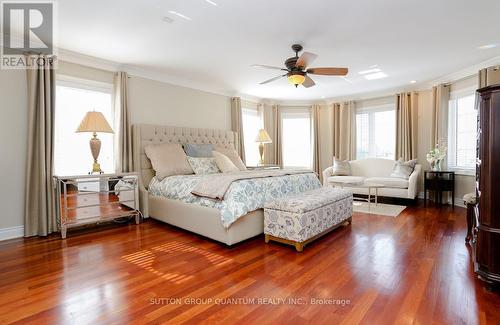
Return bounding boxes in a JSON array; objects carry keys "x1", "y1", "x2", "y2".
[
  {"x1": 479, "y1": 66, "x2": 500, "y2": 88},
  {"x1": 231, "y1": 97, "x2": 245, "y2": 163},
  {"x1": 395, "y1": 92, "x2": 418, "y2": 161},
  {"x1": 272, "y1": 104, "x2": 283, "y2": 167},
  {"x1": 430, "y1": 84, "x2": 450, "y2": 148},
  {"x1": 113, "y1": 71, "x2": 133, "y2": 173},
  {"x1": 24, "y1": 54, "x2": 57, "y2": 237},
  {"x1": 331, "y1": 101, "x2": 356, "y2": 161},
  {"x1": 311, "y1": 104, "x2": 321, "y2": 175}
]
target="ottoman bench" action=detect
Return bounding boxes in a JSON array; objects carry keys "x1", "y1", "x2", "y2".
[{"x1": 264, "y1": 187, "x2": 353, "y2": 252}]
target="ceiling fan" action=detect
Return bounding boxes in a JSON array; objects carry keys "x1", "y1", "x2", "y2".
[{"x1": 252, "y1": 44, "x2": 348, "y2": 88}]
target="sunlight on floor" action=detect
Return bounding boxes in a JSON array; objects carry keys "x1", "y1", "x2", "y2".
[{"x1": 122, "y1": 241, "x2": 233, "y2": 283}]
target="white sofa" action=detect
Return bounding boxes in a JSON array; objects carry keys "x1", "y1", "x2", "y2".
[{"x1": 322, "y1": 158, "x2": 421, "y2": 200}]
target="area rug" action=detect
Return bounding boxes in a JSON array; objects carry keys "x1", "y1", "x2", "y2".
[{"x1": 352, "y1": 202, "x2": 406, "y2": 217}]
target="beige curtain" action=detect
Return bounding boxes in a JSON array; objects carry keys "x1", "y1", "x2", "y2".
[
  {"x1": 24, "y1": 55, "x2": 57, "y2": 237},
  {"x1": 311, "y1": 104, "x2": 321, "y2": 174},
  {"x1": 430, "y1": 84, "x2": 450, "y2": 148},
  {"x1": 113, "y1": 72, "x2": 133, "y2": 172},
  {"x1": 262, "y1": 104, "x2": 274, "y2": 164},
  {"x1": 479, "y1": 66, "x2": 500, "y2": 88},
  {"x1": 395, "y1": 92, "x2": 418, "y2": 161},
  {"x1": 272, "y1": 104, "x2": 283, "y2": 166},
  {"x1": 231, "y1": 97, "x2": 246, "y2": 163},
  {"x1": 332, "y1": 101, "x2": 356, "y2": 161}
]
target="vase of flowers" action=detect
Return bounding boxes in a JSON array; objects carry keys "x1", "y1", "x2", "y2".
[{"x1": 426, "y1": 143, "x2": 447, "y2": 171}]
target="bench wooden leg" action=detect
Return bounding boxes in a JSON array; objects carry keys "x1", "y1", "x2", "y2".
[
  {"x1": 295, "y1": 242, "x2": 304, "y2": 252},
  {"x1": 265, "y1": 234, "x2": 270, "y2": 243}
]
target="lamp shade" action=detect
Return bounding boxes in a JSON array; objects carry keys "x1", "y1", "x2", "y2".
[
  {"x1": 76, "y1": 111, "x2": 114, "y2": 133},
  {"x1": 255, "y1": 129, "x2": 272, "y2": 143}
]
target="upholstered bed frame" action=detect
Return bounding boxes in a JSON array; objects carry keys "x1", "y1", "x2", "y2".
[{"x1": 132, "y1": 124, "x2": 264, "y2": 245}]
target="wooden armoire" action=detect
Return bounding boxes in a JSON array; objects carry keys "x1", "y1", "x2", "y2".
[{"x1": 474, "y1": 84, "x2": 500, "y2": 286}]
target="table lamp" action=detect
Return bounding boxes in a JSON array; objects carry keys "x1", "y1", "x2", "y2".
[
  {"x1": 76, "y1": 111, "x2": 114, "y2": 174},
  {"x1": 255, "y1": 129, "x2": 272, "y2": 165}
]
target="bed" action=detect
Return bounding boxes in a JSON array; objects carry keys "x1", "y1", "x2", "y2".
[{"x1": 132, "y1": 124, "x2": 320, "y2": 245}]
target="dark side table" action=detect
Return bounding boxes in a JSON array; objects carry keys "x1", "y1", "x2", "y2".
[{"x1": 424, "y1": 171, "x2": 455, "y2": 207}]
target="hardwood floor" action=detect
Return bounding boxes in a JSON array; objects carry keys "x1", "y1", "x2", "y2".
[{"x1": 0, "y1": 202, "x2": 499, "y2": 324}]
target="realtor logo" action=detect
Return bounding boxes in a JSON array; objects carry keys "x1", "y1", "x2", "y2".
[{"x1": 1, "y1": 1, "x2": 56, "y2": 69}]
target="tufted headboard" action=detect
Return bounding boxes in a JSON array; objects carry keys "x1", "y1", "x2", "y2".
[{"x1": 132, "y1": 124, "x2": 239, "y2": 188}]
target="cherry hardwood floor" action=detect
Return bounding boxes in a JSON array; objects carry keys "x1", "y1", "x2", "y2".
[{"x1": 0, "y1": 202, "x2": 499, "y2": 324}]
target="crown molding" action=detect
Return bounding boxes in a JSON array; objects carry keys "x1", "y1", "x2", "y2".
[{"x1": 427, "y1": 54, "x2": 500, "y2": 87}]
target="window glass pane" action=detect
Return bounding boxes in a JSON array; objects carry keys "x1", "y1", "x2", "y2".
[
  {"x1": 448, "y1": 94, "x2": 476, "y2": 169},
  {"x1": 54, "y1": 85, "x2": 114, "y2": 175},
  {"x1": 242, "y1": 108, "x2": 262, "y2": 166},
  {"x1": 282, "y1": 111, "x2": 311, "y2": 168},
  {"x1": 356, "y1": 108, "x2": 395, "y2": 159}
]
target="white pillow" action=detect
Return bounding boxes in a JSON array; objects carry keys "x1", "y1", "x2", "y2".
[
  {"x1": 332, "y1": 157, "x2": 351, "y2": 176},
  {"x1": 390, "y1": 159, "x2": 417, "y2": 179},
  {"x1": 213, "y1": 151, "x2": 239, "y2": 173},
  {"x1": 213, "y1": 147, "x2": 247, "y2": 171}
]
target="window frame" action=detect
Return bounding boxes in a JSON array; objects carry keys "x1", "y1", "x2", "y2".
[
  {"x1": 280, "y1": 107, "x2": 313, "y2": 169},
  {"x1": 54, "y1": 75, "x2": 115, "y2": 176},
  {"x1": 355, "y1": 103, "x2": 396, "y2": 160},
  {"x1": 447, "y1": 86, "x2": 477, "y2": 175}
]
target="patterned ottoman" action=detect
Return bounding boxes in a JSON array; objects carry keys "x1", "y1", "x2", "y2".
[{"x1": 264, "y1": 187, "x2": 353, "y2": 252}]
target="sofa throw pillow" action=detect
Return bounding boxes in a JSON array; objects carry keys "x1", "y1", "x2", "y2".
[
  {"x1": 213, "y1": 151, "x2": 239, "y2": 173},
  {"x1": 213, "y1": 147, "x2": 247, "y2": 171},
  {"x1": 332, "y1": 158, "x2": 351, "y2": 176},
  {"x1": 187, "y1": 156, "x2": 220, "y2": 175},
  {"x1": 183, "y1": 143, "x2": 214, "y2": 157},
  {"x1": 390, "y1": 159, "x2": 417, "y2": 179},
  {"x1": 145, "y1": 143, "x2": 194, "y2": 180}
]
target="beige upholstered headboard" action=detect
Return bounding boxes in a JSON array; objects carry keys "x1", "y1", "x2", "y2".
[{"x1": 132, "y1": 124, "x2": 238, "y2": 188}]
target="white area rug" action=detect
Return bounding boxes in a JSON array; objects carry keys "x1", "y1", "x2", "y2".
[{"x1": 352, "y1": 202, "x2": 406, "y2": 217}]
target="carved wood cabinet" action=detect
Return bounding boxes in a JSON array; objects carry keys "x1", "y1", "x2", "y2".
[{"x1": 474, "y1": 84, "x2": 500, "y2": 286}]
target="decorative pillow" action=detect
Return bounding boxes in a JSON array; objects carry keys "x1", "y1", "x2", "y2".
[
  {"x1": 145, "y1": 143, "x2": 193, "y2": 179},
  {"x1": 187, "y1": 156, "x2": 220, "y2": 175},
  {"x1": 332, "y1": 158, "x2": 351, "y2": 176},
  {"x1": 213, "y1": 147, "x2": 247, "y2": 171},
  {"x1": 183, "y1": 143, "x2": 214, "y2": 158},
  {"x1": 213, "y1": 151, "x2": 239, "y2": 173},
  {"x1": 390, "y1": 159, "x2": 417, "y2": 179}
]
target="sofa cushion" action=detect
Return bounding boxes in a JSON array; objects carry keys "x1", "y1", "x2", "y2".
[
  {"x1": 365, "y1": 177, "x2": 409, "y2": 189},
  {"x1": 332, "y1": 158, "x2": 351, "y2": 176},
  {"x1": 390, "y1": 159, "x2": 417, "y2": 179},
  {"x1": 327, "y1": 176, "x2": 366, "y2": 185}
]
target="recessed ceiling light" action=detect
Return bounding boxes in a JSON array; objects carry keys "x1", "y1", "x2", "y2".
[
  {"x1": 161, "y1": 16, "x2": 174, "y2": 23},
  {"x1": 410, "y1": 80, "x2": 417, "y2": 84},
  {"x1": 478, "y1": 44, "x2": 497, "y2": 50},
  {"x1": 358, "y1": 68, "x2": 381, "y2": 75},
  {"x1": 168, "y1": 10, "x2": 192, "y2": 21},
  {"x1": 205, "y1": 0, "x2": 218, "y2": 5},
  {"x1": 321, "y1": 96, "x2": 326, "y2": 99},
  {"x1": 364, "y1": 72, "x2": 388, "y2": 80}
]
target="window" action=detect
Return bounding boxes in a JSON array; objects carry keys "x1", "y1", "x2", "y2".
[
  {"x1": 281, "y1": 109, "x2": 312, "y2": 168},
  {"x1": 356, "y1": 105, "x2": 396, "y2": 159},
  {"x1": 242, "y1": 107, "x2": 263, "y2": 166},
  {"x1": 54, "y1": 78, "x2": 114, "y2": 175},
  {"x1": 447, "y1": 91, "x2": 477, "y2": 171}
]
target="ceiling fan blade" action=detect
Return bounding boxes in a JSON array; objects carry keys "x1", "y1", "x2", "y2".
[
  {"x1": 307, "y1": 67, "x2": 349, "y2": 76},
  {"x1": 296, "y1": 52, "x2": 318, "y2": 68},
  {"x1": 302, "y1": 75, "x2": 316, "y2": 88},
  {"x1": 251, "y1": 64, "x2": 288, "y2": 71},
  {"x1": 259, "y1": 74, "x2": 287, "y2": 85}
]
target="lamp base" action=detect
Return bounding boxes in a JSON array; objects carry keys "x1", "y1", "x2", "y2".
[
  {"x1": 89, "y1": 133, "x2": 103, "y2": 174},
  {"x1": 258, "y1": 143, "x2": 265, "y2": 166}
]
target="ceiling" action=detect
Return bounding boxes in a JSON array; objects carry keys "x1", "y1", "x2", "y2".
[{"x1": 54, "y1": 0, "x2": 500, "y2": 100}]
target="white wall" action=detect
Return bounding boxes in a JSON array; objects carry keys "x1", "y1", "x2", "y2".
[{"x1": 0, "y1": 70, "x2": 27, "y2": 232}]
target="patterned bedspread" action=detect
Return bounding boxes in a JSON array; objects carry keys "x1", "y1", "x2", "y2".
[{"x1": 148, "y1": 172, "x2": 321, "y2": 228}]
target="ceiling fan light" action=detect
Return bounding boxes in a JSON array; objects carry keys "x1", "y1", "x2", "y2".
[{"x1": 288, "y1": 74, "x2": 305, "y2": 86}]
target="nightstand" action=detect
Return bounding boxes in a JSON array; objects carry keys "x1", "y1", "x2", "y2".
[
  {"x1": 246, "y1": 164, "x2": 281, "y2": 170},
  {"x1": 424, "y1": 171, "x2": 455, "y2": 207},
  {"x1": 53, "y1": 173, "x2": 140, "y2": 238}
]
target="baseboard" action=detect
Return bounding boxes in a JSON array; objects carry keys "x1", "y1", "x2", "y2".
[
  {"x1": 418, "y1": 192, "x2": 465, "y2": 208},
  {"x1": 0, "y1": 226, "x2": 24, "y2": 241}
]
